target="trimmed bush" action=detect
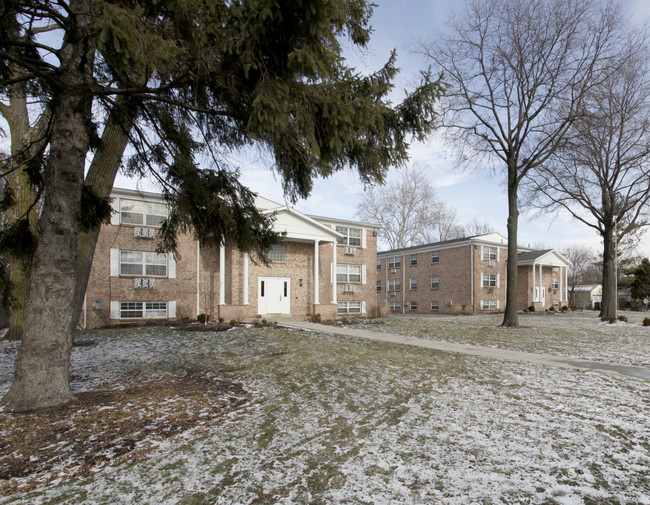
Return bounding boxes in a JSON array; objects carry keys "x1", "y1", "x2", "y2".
[
  {"x1": 528, "y1": 305, "x2": 535, "y2": 312},
  {"x1": 643, "y1": 317, "x2": 650, "y2": 327},
  {"x1": 618, "y1": 315, "x2": 628, "y2": 323},
  {"x1": 197, "y1": 313, "x2": 209, "y2": 324},
  {"x1": 308, "y1": 313, "x2": 322, "y2": 323}
]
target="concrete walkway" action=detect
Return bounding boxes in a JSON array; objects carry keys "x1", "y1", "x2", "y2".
[{"x1": 280, "y1": 320, "x2": 650, "y2": 381}]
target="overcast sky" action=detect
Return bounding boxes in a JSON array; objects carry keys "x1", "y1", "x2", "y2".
[{"x1": 115, "y1": 0, "x2": 650, "y2": 256}]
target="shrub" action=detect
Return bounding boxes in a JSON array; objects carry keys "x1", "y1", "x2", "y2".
[
  {"x1": 549, "y1": 306, "x2": 555, "y2": 312},
  {"x1": 229, "y1": 319, "x2": 237, "y2": 326},
  {"x1": 377, "y1": 300, "x2": 391, "y2": 318},
  {"x1": 308, "y1": 313, "x2": 322, "y2": 323},
  {"x1": 197, "y1": 313, "x2": 209, "y2": 324},
  {"x1": 618, "y1": 315, "x2": 628, "y2": 323},
  {"x1": 528, "y1": 305, "x2": 535, "y2": 312},
  {"x1": 561, "y1": 306, "x2": 569, "y2": 312},
  {"x1": 643, "y1": 317, "x2": 650, "y2": 327},
  {"x1": 218, "y1": 317, "x2": 225, "y2": 323},
  {"x1": 601, "y1": 316, "x2": 616, "y2": 324}
]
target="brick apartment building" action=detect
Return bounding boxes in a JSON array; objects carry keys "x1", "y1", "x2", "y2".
[
  {"x1": 81, "y1": 188, "x2": 379, "y2": 328},
  {"x1": 377, "y1": 233, "x2": 569, "y2": 314}
]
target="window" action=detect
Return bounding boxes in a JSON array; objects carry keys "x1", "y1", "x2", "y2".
[
  {"x1": 431, "y1": 301, "x2": 439, "y2": 311},
  {"x1": 410, "y1": 277, "x2": 418, "y2": 290},
  {"x1": 389, "y1": 302, "x2": 401, "y2": 311},
  {"x1": 120, "y1": 251, "x2": 167, "y2": 277},
  {"x1": 431, "y1": 275, "x2": 439, "y2": 290},
  {"x1": 481, "y1": 300, "x2": 497, "y2": 310},
  {"x1": 552, "y1": 278, "x2": 560, "y2": 289},
  {"x1": 388, "y1": 279, "x2": 401, "y2": 291},
  {"x1": 120, "y1": 301, "x2": 167, "y2": 319},
  {"x1": 431, "y1": 250, "x2": 439, "y2": 264},
  {"x1": 120, "y1": 199, "x2": 168, "y2": 227},
  {"x1": 410, "y1": 301, "x2": 417, "y2": 311},
  {"x1": 410, "y1": 254, "x2": 418, "y2": 266},
  {"x1": 336, "y1": 226, "x2": 362, "y2": 246},
  {"x1": 482, "y1": 246, "x2": 497, "y2": 261},
  {"x1": 338, "y1": 301, "x2": 362, "y2": 314},
  {"x1": 377, "y1": 280, "x2": 381, "y2": 292},
  {"x1": 553, "y1": 300, "x2": 560, "y2": 309},
  {"x1": 482, "y1": 273, "x2": 497, "y2": 287},
  {"x1": 266, "y1": 243, "x2": 286, "y2": 262},
  {"x1": 377, "y1": 258, "x2": 382, "y2": 270},
  {"x1": 337, "y1": 264, "x2": 362, "y2": 283},
  {"x1": 388, "y1": 256, "x2": 401, "y2": 268}
]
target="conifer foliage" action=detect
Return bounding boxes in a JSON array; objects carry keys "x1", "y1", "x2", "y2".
[{"x1": 0, "y1": 0, "x2": 443, "y2": 411}]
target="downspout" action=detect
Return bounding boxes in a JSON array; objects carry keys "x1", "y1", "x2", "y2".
[
  {"x1": 83, "y1": 293, "x2": 87, "y2": 329},
  {"x1": 470, "y1": 242, "x2": 474, "y2": 312},
  {"x1": 402, "y1": 252, "x2": 406, "y2": 314}
]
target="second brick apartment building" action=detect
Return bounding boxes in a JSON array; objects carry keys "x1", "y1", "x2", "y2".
[{"x1": 377, "y1": 233, "x2": 570, "y2": 314}]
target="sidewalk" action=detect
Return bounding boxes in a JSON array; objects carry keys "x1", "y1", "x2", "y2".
[{"x1": 279, "y1": 320, "x2": 650, "y2": 381}]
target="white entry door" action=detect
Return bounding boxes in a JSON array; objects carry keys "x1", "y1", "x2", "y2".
[{"x1": 258, "y1": 277, "x2": 291, "y2": 315}]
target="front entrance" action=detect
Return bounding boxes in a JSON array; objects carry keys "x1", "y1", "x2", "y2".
[{"x1": 258, "y1": 277, "x2": 291, "y2": 315}]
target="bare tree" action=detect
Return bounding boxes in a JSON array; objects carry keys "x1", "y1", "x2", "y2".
[
  {"x1": 356, "y1": 164, "x2": 463, "y2": 249},
  {"x1": 464, "y1": 218, "x2": 494, "y2": 236},
  {"x1": 529, "y1": 37, "x2": 650, "y2": 319},
  {"x1": 559, "y1": 244, "x2": 598, "y2": 296},
  {"x1": 418, "y1": 0, "x2": 626, "y2": 326}
]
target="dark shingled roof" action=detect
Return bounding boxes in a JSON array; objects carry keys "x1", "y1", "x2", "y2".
[{"x1": 517, "y1": 249, "x2": 553, "y2": 261}]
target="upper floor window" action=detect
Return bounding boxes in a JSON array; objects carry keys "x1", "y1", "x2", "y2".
[
  {"x1": 410, "y1": 277, "x2": 418, "y2": 290},
  {"x1": 482, "y1": 246, "x2": 497, "y2": 261},
  {"x1": 337, "y1": 264, "x2": 362, "y2": 283},
  {"x1": 431, "y1": 250, "x2": 439, "y2": 264},
  {"x1": 388, "y1": 256, "x2": 401, "y2": 268},
  {"x1": 431, "y1": 275, "x2": 439, "y2": 290},
  {"x1": 377, "y1": 280, "x2": 381, "y2": 292},
  {"x1": 120, "y1": 199, "x2": 168, "y2": 227},
  {"x1": 552, "y1": 278, "x2": 560, "y2": 289},
  {"x1": 120, "y1": 251, "x2": 167, "y2": 277},
  {"x1": 377, "y1": 258, "x2": 382, "y2": 270},
  {"x1": 266, "y1": 243, "x2": 287, "y2": 262},
  {"x1": 388, "y1": 279, "x2": 401, "y2": 291},
  {"x1": 482, "y1": 273, "x2": 498, "y2": 287},
  {"x1": 410, "y1": 254, "x2": 418, "y2": 266},
  {"x1": 336, "y1": 226, "x2": 362, "y2": 246}
]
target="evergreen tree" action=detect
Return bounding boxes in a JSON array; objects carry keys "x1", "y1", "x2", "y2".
[
  {"x1": 630, "y1": 259, "x2": 650, "y2": 301},
  {"x1": 0, "y1": 0, "x2": 442, "y2": 411}
]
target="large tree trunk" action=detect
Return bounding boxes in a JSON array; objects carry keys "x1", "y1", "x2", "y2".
[
  {"x1": 600, "y1": 224, "x2": 617, "y2": 319},
  {"x1": 502, "y1": 166, "x2": 520, "y2": 327},
  {"x1": 72, "y1": 98, "x2": 136, "y2": 330},
  {"x1": 1, "y1": 0, "x2": 93, "y2": 411}
]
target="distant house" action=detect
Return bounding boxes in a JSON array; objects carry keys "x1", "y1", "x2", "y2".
[
  {"x1": 570, "y1": 284, "x2": 602, "y2": 310},
  {"x1": 81, "y1": 188, "x2": 379, "y2": 328},
  {"x1": 377, "y1": 233, "x2": 570, "y2": 314}
]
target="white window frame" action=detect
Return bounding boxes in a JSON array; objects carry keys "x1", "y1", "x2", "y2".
[
  {"x1": 336, "y1": 226, "x2": 362, "y2": 247},
  {"x1": 431, "y1": 275, "x2": 439, "y2": 290},
  {"x1": 377, "y1": 258, "x2": 382, "y2": 270},
  {"x1": 552, "y1": 278, "x2": 560, "y2": 289},
  {"x1": 388, "y1": 256, "x2": 401, "y2": 268},
  {"x1": 410, "y1": 254, "x2": 418, "y2": 266},
  {"x1": 410, "y1": 277, "x2": 418, "y2": 290},
  {"x1": 482, "y1": 246, "x2": 497, "y2": 261},
  {"x1": 338, "y1": 301, "x2": 362, "y2": 314},
  {"x1": 120, "y1": 251, "x2": 168, "y2": 277},
  {"x1": 553, "y1": 299, "x2": 560, "y2": 308},
  {"x1": 481, "y1": 273, "x2": 498, "y2": 288},
  {"x1": 431, "y1": 250, "x2": 439, "y2": 264},
  {"x1": 337, "y1": 264, "x2": 362, "y2": 283},
  {"x1": 120, "y1": 301, "x2": 168, "y2": 319},
  {"x1": 388, "y1": 279, "x2": 401, "y2": 291},
  {"x1": 119, "y1": 199, "x2": 168, "y2": 227},
  {"x1": 410, "y1": 301, "x2": 417, "y2": 311},
  {"x1": 431, "y1": 301, "x2": 439, "y2": 311},
  {"x1": 389, "y1": 301, "x2": 401, "y2": 311},
  {"x1": 377, "y1": 280, "x2": 381, "y2": 292},
  {"x1": 481, "y1": 300, "x2": 498, "y2": 310}
]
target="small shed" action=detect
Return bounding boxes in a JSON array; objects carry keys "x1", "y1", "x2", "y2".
[{"x1": 571, "y1": 284, "x2": 602, "y2": 310}]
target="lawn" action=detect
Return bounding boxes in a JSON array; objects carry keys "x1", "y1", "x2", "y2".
[{"x1": 0, "y1": 316, "x2": 648, "y2": 504}]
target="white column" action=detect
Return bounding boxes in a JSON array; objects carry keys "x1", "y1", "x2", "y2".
[
  {"x1": 559, "y1": 265, "x2": 563, "y2": 302},
  {"x1": 243, "y1": 252, "x2": 249, "y2": 305},
  {"x1": 219, "y1": 242, "x2": 226, "y2": 305},
  {"x1": 196, "y1": 240, "x2": 201, "y2": 317},
  {"x1": 532, "y1": 262, "x2": 536, "y2": 302},
  {"x1": 314, "y1": 241, "x2": 320, "y2": 305},
  {"x1": 565, "y1": 266, "x2": 569, "y2": 305},
  {"x1": 332, "y1": 241, "x2": 337, "y2": 304}
]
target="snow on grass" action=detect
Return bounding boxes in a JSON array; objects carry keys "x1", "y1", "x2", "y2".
[
  {"x1": 0, "y1": 320, "x2": 649, "y2": 504},
  {"x1": 376, "y1": 312, "x2": 650, "y2": 366}
]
